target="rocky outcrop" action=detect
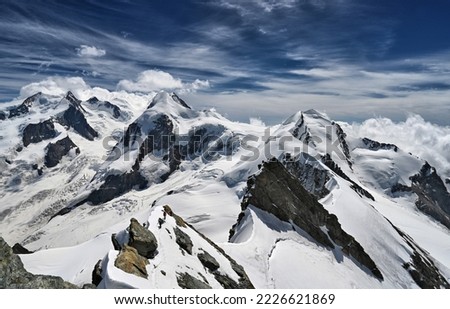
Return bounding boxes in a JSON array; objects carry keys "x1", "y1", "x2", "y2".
[
  {"x1": 283, "y1": 153, "x2": 330, "y2": 199},
  {"x1": 362, "y1": 137, "x2": 398, "y2": 152},
  {"x1": 333, "y1": 122, "x2": 352, "y2": 166},
  {"x1": 22, "y1": 119, "x2": 57, "y2": 147},
  {"x1": 83, "y1": 171, "x2": 148, "y2": 205},
  {"x1": 409, "y1": 162, "x2": 450, "y2": 229},
  {"x1": 174, "y1": 226, "x2": 193, "y2": 255},
  {"x1": 197, "y1": 250, "x2": 220, "y2": 272},
  {"x1": 321, "y1": 154, "x2": 375, "y2": 201},
  {"x1": 0, "y1": 111, "x2": 6, "y2": 120},
  {"x1": 171, "y1": 93, "x2": 191, "y2": 109},
  {"x1": 240, "y1": 159, "x2": 383, "y2": 280},
  {"x1": 12, "y1": 243, "x2": 33, "y2": 254},
  {"x1": 92, "y1": 260, "x2": 103, "y2": 286},
  {"x1": 114, "y1": 245, "x2": 149, "y2": 279},
  {"x1": 128, "y1": 218, "x2": 158, "y2": 258},
  {"x1": 0, "y1": 237, "x2": 77, "y2": 288},
  {"x1": 59, "y1": 92, "x2": 98, "y2": 141},
  {"x1": 44, "y1": 136, "x2": 80, "y2": 168},
  {"x1": 8, "y1": 93, "x2": 41, "y2": 119},
  {"x1": 87, "y1": 97, "x2": 122, "y2": 119},
  {"x1": 389, "y1": 222, "x2": 449, "y2": 289},
  {"x1": 176, "y1": 272, "x2": 211, "y2": 289}
]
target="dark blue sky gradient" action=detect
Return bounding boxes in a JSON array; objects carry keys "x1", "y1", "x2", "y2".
[{"x1": 1, "y1": 0, "x2": 449, "y2": 124}]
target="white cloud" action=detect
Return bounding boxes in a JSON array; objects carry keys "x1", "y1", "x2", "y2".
[
  {"x1": 20, "y1": 76, "x2": 91, "y2": 98},
  {"x1": 117, "y1": 70, "x2": 209, "y2": 93},
  {"x1": 76, "y1": 45, "x2": 106, "y2": 57},
  {"x1": 345, "y1": 115, "x2": 450, "y2": 179}
]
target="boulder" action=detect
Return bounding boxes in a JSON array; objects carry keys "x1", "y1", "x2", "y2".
[
  {"x1": 0, "y1": 237, "x2": 77, "y2": 288},
  {"x1": 0, "y1": 111, "x2": 6, "y2": 120},
  {"x1": 174, "y1": 226, "x2": 193, "y2": 255},
  {"x1": 128, "y1": 218, "x2": 158, "y2": 258},
  {"x1": 176, "y1": 272, "x2": 211, "y2": 289},
  {"x1": 114, "y1": 245, "x2": 149, "y2": 279}
]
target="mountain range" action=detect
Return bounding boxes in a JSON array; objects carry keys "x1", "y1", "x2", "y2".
[{"x1": 0, "y1": 90, "x2": 449, "y2": 289}]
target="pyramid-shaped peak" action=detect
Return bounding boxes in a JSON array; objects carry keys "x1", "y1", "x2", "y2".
[{"x1": 148, "y1": 91, "x2": 191, "y2": 110}]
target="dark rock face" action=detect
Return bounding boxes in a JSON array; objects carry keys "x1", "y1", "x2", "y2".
[
  {"x1": 197, "y1": 250, "x2": 220, "y2": 272},
  {"x1": 389, "y1": 223, "x2": 449, "y2": 289},
  {"x1": 59, "y1": 92, "x2": 98, "y2": 141},
  {"x1": 176, "y1": 272, "x2": 211, "y2": 289},
  {"x1": 84, "y1": 170, "x2": 148, "y2": 205},
  {"x1": 114, "y1": 245, "x2": 149, "y2": 279},
  {"x1": 111, "y1": 234, "x2": 122, "y2": 251},
  {"x1": 284, "y1": 153, "x2": 330, "y2": 199},
  {"x1": 8, "y1": 93, "x2": 41, "y2": 119},
  {"x1": 0, "y1": 237, "x2": 77, "y2": 288},
  {"x1": 174, "y1": 226, "x2": 193, "y2": 255},
  {"x1": 44, "y1": 136, "x2": 80, "y2": 168},
  {"x1": 171, "y1": 93, "x2": 191, "y2": 109},
  {"x1": 241, "y1": 159, "x2": 383, "y2": 280},
  {"x1": 0, "y1": 111, "x2": 5, "y2": 120},
  {"x1": 362, "y1": 137, "x2": 398, "y2": 152},
  {"x1": 12, "y1": 243, "x2": 33, "y2": 254},
  {"x1": 128, "y1": 218, "x2": 158, "y2": 258},
  {"x1": 92, "y1": 260, "x2": 103, "y2": 286},
  {"x1": 22, "y1": 119, "x2": 57, "y2": 147},
  {"x1": 333, "y1": 122, "x2": 352, "y2": 166},
  {"x1": 186, "y1": 222, "x2": 254, "y2": 289},
  {"x1": 409, "y1": 162, "x2": 450, "y2": 229},
  {"x1": 321, "y1": 154, "x2": 375, "y2": 201},
  {"x1": 87, "y1": 97, "x2": 122, "y2": 119}
]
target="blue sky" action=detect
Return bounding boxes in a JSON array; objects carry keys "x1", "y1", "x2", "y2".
[{"x1": 1, "y1": 0, "x2": 450, "y2": 124}]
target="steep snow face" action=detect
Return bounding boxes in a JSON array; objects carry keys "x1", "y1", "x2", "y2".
[{"x1": 2, "y1": 90, "x2": 450, "y2": 289}]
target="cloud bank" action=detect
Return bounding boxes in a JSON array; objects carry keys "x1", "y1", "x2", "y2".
[
  {"x1": 117, "y1": 70, "x2": 209, "y2": 93},
  {"x1": 345, "y1": 115, "x2": 450, "y2": 180}
]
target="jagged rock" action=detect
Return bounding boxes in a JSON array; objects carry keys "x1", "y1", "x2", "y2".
[
  {"x1": 12, "y1": 243, "x2": 33, "y2": 254},
  {"x1": 171, "y1": 93, "x2": 191, "y2": 109},
  {"x1": 114, "y1": 245, "x2": 149, "y2": 279},
  {"x1": 0, "y1": 111, "x2": 6, "y2": 120},
  {"x1": 111, "y1": 233, "x2": 122, "y2": 251},
  {"x1": 128, "y1": 218, "x2": 158, "y2": 258},
  {"x1": 410, "y1": 162, "x2": 450, "y2": 229},
  {"x1": 390, "y1": 223, "x2": 450, "y2": 289},
  {"x1": 22, "y1": 119, "x2": 57, "y2": 147},
  {"x1": 164, "y1": 205, "x2": 186, "y2": 227},
  {"x1": 241, "y1": 159, "x2": 383, "y2": 280},
  {"x1": 176, "y1": 272, "x2": 211, "y2": 289},
  {"x1": 44, "y1": 136, "x2": 80, "y2": 168},
  {"x1": 321, "y1": 154, "x2": 375, "y2": 200},
  {"x1": 92, "y1": 259, "x2": 103, "y2": 286},
  {"x1": 333, "y1": 122, "x2": 352, "y2": 166},
  {"x1": 0, "y1": 237, "x2": 77, "y2": 288},
  {"x1": 174, "y1": 226, "x2": 193, "y2": 255},
  {"x1": 197, "y1": 250, "x2": 220, "y2": 272},
  {"x1": 59, "y1": 92, "x2": 98, "y2": 141},
  {"x1": 84, "y1": 171, "x2": 148, "y2": 206},
  {"x1": 87, "y1": 97, "x2": 122, "y2": 119},
  {"x1": 8, "y1": 93, "x2": 41, "y2": 119},
  {"x1": 213, "y1": 272, "x2": 240, "y2": 289},
  {"x1": 362, "y1": 137, "x2": 398, "y2": 152},
  {"x1": 284, "y1": 153, "x2": 330, "y2": 199},
  {"x1": 187, "y1": 222, "x2": 254, "y2": 289}
]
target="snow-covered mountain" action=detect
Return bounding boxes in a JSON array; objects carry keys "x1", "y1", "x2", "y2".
[{"x1": 0, "y1": 90, "x2": 449, "y2": 289}]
